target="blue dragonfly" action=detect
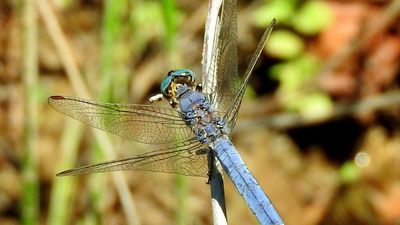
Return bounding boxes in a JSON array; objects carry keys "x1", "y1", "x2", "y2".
[{"x1": 49, "y1": 0, "x2": 283, "y2": 224}]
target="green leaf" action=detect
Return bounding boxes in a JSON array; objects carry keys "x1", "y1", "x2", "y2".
[
  {"x1": 269, "y1": 54, "x2": 319, "y2": 88},
  {"x1": 295, "y1": 93, "x2": 333, "y2": 120},
  {"x1": 265, "y1": 30, "x2": 304, "y2": 59},
  {"x1": 251, "y1": 0, "x2": 296, "y2": 27},
  {"x1": 291, "y1": 1, "x2": 333, "y2": 35}
]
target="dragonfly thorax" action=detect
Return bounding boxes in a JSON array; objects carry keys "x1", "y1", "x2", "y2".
[{"x1": 177, "y1": 88, "x2": 228, "y2": 144}]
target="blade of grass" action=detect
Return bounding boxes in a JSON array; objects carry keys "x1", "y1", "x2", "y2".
[
  {"x1": 174, "y1": 174, "x2": 188, "y2": 225},
  {"x1": 161, "y1": 0, "x2": 177, "y2": 51},
  {"x1": 76, "y1": 210, "x2": 98, "y2": 225},
  {"x1": 21, "y1": 0, "x2": 39, "y2": 224},
  {"x1": 87, "y1": 143, "x2": 107, "y2": 225},
  {"x1": 99, "y1": 0, "x2": 129, "y2": 101},
  {"x1": 48, "y1": 121, "x2": 84, "y2": 225}
]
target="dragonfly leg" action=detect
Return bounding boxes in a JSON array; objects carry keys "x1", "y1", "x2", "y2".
[
  {"x1": 206, "y1": 151, "x2": 216, "y2": 184},
  {"x1": 196, "y1": 83, "x2": 202, "y2": 92}
]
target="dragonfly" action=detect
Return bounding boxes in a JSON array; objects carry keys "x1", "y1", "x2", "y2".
[{"x1": 49, "y1": 0, "x2": 283, "y2": 224}]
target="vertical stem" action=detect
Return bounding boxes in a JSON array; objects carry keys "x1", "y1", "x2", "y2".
[
  {"x1": 99, "y1": 0, "x2": 127, "y2": 101},
  {"x1": 174, "y1": 174, "x2": 188, "y2": 225},
  {"x1": 202, "y1": 0, "x2": 227, "y2": 224},
  {"x1": 161, "y1": 0, "x2": 177, "y2": 51},
  {"x1": 21, "y1": 0, "x2": 39, "y2": 224},
  {"x1": 208, "y1": 152, "x2": 228, "y2": 225},
  {"x1": 48, "y1": 121, "x2": 84, "y2": 225}
]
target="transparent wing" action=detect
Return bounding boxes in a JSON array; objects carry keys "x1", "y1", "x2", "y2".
[
  {"x1": 48, "y1": 96, "x2": 194, "y2": 145},
  {"x1": 57, "y1": 139, "x2": 209, "y2": 177},
  {"x1": 202, "y1": 0, "x2": 240, "y2": 117},
  {"x1": 201, "y1": 0, "x2": 221, "y2": 98},
  {"x1": 225, "y1": 19, "x2": 276, "y2": 130}
]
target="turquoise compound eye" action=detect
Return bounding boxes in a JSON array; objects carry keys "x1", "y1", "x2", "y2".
[{"x1": 160, "y1": 69, "x2": 196, "y2": 96}]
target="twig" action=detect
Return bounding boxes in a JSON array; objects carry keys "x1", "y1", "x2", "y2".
[
  {"x1": 236, "y1": 90, "x2": 400, "y2": 131},
  {"x1": 35, "y1": 0, "x2": 140, "y2": 224}
]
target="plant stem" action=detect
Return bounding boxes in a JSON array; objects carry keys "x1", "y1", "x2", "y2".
[
  {"x1": 202, "y1": 0, "x2": 228, "y2": 224},
  {"x1": 21, "y1": 0, "x2": 39, "y2": 224},
  {"x1": 48, "y1": 121, "x2": 84, "y2": 225}
]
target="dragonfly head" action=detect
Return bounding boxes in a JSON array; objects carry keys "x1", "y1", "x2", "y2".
[{"x1": 161, "y1": 69, "x2": 197, "y2": 106}]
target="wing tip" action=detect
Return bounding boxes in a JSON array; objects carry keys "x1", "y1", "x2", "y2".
[
  {"x1": 48, "y1": 96, "x2": 67, "y2": 106},
  {"x1": 270, "y1": 18, "x2": 277, "y2": 28},
  {"x1": 56, "y1": 169, "x2": 75, "y2": 177},
  {"x1": 49, "y1": 95, "x2": 66, "y2": 100}
]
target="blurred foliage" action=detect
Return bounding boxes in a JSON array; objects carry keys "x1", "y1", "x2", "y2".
[
  {"x1": 270, "y1": 53, "x2": 333, "y2": 119},
  {"x1": 291, "y1": 1, "x2": 333, "y2": 35},
  {"x1": 252, "y1": 0, "x2": 334, "y2": 119},
  {"x1": 252, "y1": 0, "x2": 332, "y2": 34},
  {"x1": 251, "y1": 0, "x2": 297, "y2": 26},
  {"x1": 339, "y1": 161, "x2": 361, "y2": 184},
  {"x1": 267, "y1": 30, "x2": 304, "y2": 59},
  {"x1": 130, "y1": 1, "x2": 166, "y2": 55}
]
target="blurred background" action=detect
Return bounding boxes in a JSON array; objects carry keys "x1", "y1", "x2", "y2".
[{"x1": 1, "y1": 0, "x2": 400, "y2": 225}]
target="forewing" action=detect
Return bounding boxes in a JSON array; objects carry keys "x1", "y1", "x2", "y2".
[
  {"x1": 202, "y1": 0, "x2": 240, "y2": 116},
  {"x1": 48, "y1": 96, "x2": 194, "y2": 144},
  {"x1": 201, "y1": 0, "x2": 221, "y2": 99},
  {"x1": 224, "y1": 19, "x2": 276, "y2": 130},
  {"x1": 57, "y1": 139, "x2": 209, "y2": 177}
]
